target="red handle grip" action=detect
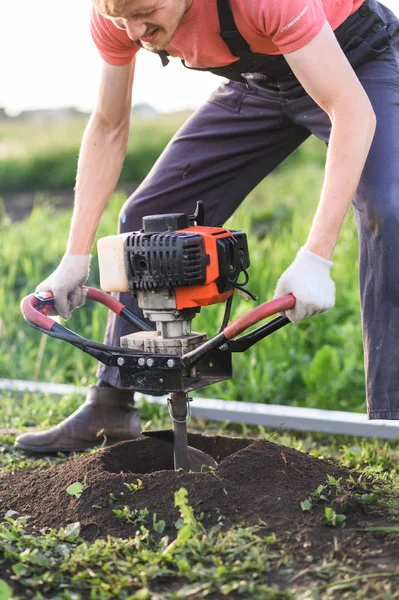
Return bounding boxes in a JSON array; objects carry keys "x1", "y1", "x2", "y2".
[
  {"x1": 224, "y1": 294, "x2": 295, "y2": 340},
  {"x1": 85, "y1": 287, "x2": 126, "y2": 315},
  {"x1": 20, "y1": 293, "x2": 56, "y2": 331},
  {"x1": 20, "y1": 287, "x2": 127, "y2": 330}
]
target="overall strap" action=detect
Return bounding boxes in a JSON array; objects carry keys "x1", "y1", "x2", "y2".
[
  {"x1": 150, "y1": 0, "x2": 252, "y2": 69},
  {"x1": 157, "y1": 51, "x2": 170, "y2": 66},
  {"x1": 217, "y1": 0, "x2": 251, "y2": 55},
  {"x1": 136, "y1": 39, "x2": 170, "y2": 66}
]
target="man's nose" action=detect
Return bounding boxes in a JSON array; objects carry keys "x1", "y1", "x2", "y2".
[{"x1": 125, "y1": 20, "x2": 147, "y2": 41}]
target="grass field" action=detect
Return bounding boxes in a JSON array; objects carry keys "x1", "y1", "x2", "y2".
[
  {"x1": 1, "y1": 115, "x2": 398, "y2": 599},
  {"x1": 0, "y1": 112, "x2": 192, "y2": 193},
  {"x1": 0, "y1": 126, "x2": 364, "y2": 412}
]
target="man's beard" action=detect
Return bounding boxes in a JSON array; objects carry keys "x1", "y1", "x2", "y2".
[
  {"x1": 140, "y1": 2, "x2": 186, "y2": 52},
  {"x1": 140, "y1": 29, "x2": 171, "y2": 52},
  {"x1": 140, "y1": 25, "x2": 177, "y2": 51}
]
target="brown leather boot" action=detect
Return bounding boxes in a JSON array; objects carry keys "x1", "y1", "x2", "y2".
[{"x1": 14, "y1": 385, "x2": 142, "y2": 453}]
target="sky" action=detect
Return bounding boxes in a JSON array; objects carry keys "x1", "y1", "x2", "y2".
[{"x1": 0, "y1": 0, "x2": 398, "y2": 116}]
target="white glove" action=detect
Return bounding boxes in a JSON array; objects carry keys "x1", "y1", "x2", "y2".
[
  {"x1": 35, "y1": 254, "x2": 91, "y2": 320},
  {"x1": 273, "y1": 247, "x2": 335, "y2": 323}
]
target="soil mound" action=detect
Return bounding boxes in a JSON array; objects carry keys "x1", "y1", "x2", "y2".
[{"x1": 0, "y1": 434, "x2": 356, "y2": 543}]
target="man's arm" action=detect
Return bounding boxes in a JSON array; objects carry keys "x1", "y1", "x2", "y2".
[
  {"x1": 284, "y1": 22, "x2": 376, "y2": 260},
  {"x1": 67, "y1": 59, "x2": 136, "y2": 254},
  {"x1": 36, "y1": 59, "x2": 135, "y2": 319},
  {"x1": 274, "y1": 22, "x2": 376, "y2": 321}
]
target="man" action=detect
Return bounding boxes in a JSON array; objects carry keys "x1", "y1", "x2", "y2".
[{"x1": 15, "y1": 0, "x2": 399, "y2": 452}]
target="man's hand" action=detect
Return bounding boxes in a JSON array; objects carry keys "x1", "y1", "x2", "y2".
[
  {"x1": 273, "y1": 248, "x2": 335, "y2": 322},
  {"x1": 35, "y1": 255, "x2": 91, "y2": 320}
]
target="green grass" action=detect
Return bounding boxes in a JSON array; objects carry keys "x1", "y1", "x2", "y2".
[
  {"x1": 0, "y1": 133, "x2": 365, "y2": 412},
  {"x1": 0, "y1": 113, "x2": 191, "y2": 193},
  {"x1": 0, "y1": 115, "x2": 397, "y2": 600},
  {"x1": 1, "y1": 409, "x2": 399, "y2": 599},
  {"x1": 0, "y1": 109, "x2": 327, "y2": 194},
  {"x1": 0, "y1": 486, "x2": 293, "y2": 600}
]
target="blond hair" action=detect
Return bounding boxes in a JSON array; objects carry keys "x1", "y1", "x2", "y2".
[{"x1": 92, "y1": 0, "x2": 128, "y2": 16}]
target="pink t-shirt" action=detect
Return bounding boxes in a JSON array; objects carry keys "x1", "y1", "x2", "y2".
[{"x1": 91, "y1": 0, "x2": 365, "y2": 68}]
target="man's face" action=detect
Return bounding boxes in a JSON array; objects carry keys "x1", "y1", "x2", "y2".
[{"x1": 98, "y1": 0, "x2": 191, "y2": 52}]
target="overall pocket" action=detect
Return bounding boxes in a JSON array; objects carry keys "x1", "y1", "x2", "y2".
[
  {"x1": 337, "y1": 3, "x2": 391, "y2": 69},
  {"x1": 209, "y1": 81, "x2": 248, "y2": 114}
]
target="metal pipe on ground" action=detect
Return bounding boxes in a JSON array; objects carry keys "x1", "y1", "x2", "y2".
[{"x1": 1, "y1": 378, "x2": 399, "y2": 440}]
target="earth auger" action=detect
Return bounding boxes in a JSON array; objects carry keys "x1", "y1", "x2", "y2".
[{"x1": 21, "y1": 202, "x2": 295, "y2": 470}]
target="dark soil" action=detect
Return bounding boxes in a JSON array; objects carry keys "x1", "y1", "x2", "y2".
[{"x1": 0, "y1": 434, "x2": 398, "y2": 562}]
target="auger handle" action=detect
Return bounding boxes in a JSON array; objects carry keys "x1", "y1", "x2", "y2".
[
  {"x1": 180, "y1": 294, "x2": 295, "y2": 369},
  {"x1": 20, "y1": 287, "x2": 127, "y2": 332},
  {"x1": 223, "y1": 294, "x2": 295, "y2": 339},
  {"x1": 20, "y1": 287, "x2": 153, "y2": 334}
]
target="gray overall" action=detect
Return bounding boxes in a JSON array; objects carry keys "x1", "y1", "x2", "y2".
[{"x1": 98, "y1": 0, "x2": 399, "y2": 420}]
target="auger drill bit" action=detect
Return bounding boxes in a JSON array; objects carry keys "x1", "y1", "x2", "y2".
[
  {"x1": 168, "y1": 391, "x2": 190, "y2": 470},
  {"x1": 142, "y1": 430, "x2": 218, "y2": 471}
]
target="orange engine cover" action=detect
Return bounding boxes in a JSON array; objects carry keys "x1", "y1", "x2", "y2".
[
  {"x1": 175, "y1": 226, "x2": 237, "y2": 310},
  {"x1": 122, "y1": 217, "x2": 249, "y2": 309}
]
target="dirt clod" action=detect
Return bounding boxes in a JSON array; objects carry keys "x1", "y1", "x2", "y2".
[{"x1": 331, "y1": 492, "x2": 364, "y2": 515}]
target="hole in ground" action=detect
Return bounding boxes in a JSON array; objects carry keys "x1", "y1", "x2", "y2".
[{"x1": 98, "y1": 434, "x2": 253, "y2": 474}]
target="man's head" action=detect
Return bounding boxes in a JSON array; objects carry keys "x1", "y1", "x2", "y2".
[{"x1": 93, "y1": 0, "x2": 191, "y2": 52}]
